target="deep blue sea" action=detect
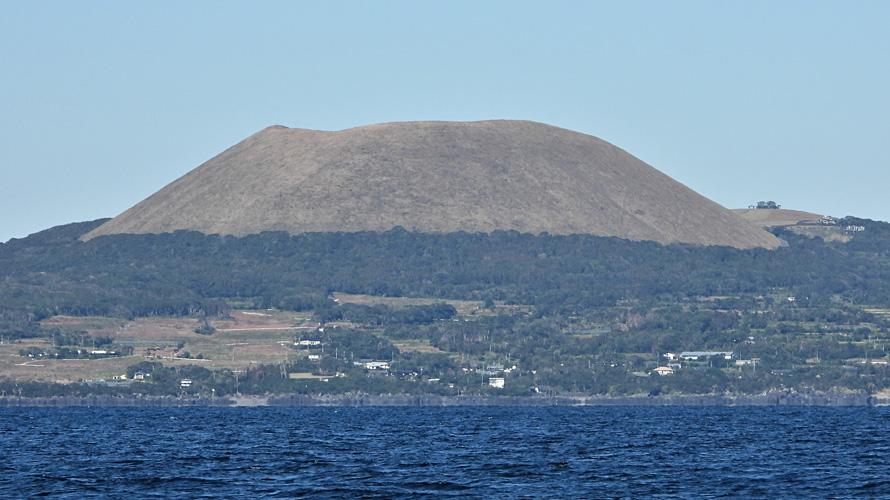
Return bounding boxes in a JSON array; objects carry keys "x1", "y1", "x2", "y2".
[{"x1": 2, "y1": 406, "x2": 889, "y2": 499}]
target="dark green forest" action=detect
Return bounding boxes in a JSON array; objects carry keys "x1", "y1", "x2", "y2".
[{"x1": 2, "y1": 216, "x2": 890, "y2": 397}]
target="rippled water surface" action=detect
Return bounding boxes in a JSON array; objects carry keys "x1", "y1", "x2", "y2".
[{"x1": 2, "y1": 406, "x2": 889, "y2": 499}]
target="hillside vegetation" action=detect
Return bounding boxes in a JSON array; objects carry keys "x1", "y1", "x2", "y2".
[{"x1": 2, "y1": 218, "x2": 890, "y2": 398}]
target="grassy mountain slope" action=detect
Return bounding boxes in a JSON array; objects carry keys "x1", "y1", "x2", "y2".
[{"x1": 84, "y1": 121, "x2": 778, "y2": 249}]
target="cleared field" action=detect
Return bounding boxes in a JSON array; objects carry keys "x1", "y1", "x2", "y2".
[
  {"x1": 0, "y1": 299, "x2": 501, "y2": 383},
  {"x1": 0, "y1": 346, "x2": 139, "y2": 384},
  {"x1": 865, "y1": 309, "x2": 890, "y2": 318},
  {"x1": 391, "y1": 339, "x2": 447, "y2": 354},
  {"x1": 732, "y1": 208, "x2": 827, "y2": 227},
  {"x1": 288, "y1": 372, "x2": 329, "y2": 380},
  {"x1": 0, "y1": 310, "x2": 319, "y2": 383},
  {"x1": 332, "y1": 292, "x2": 484, "y2": 315},
  {"x1": 331, "y1": 292, "x2": 531, "y2": 317},
  {"x1": 731, "y1": 208, "x2": 852, "y2": 242}
]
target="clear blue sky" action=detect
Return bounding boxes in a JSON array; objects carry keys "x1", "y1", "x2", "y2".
[{"x1": 2, "y1": 1, "x2": 888, "y2": 243}]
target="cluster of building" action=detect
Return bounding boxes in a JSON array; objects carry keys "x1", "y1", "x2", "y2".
[
  {"x1": 295, "y1": 334, "x2": 517, "y2": 387},
  {"x1": 653, "y1": 351, "x2": 762, "y2": 375}
]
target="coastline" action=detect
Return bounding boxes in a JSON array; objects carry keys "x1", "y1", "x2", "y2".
[{"x1": 0, "y1": 390, "x2": 884, "y2": 407}]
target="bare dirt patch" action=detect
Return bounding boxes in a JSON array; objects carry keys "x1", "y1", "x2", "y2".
[
  {"x1": 214, "y1": 310, "x2": 313, "y2": 331},
  {"x1": 288, "y1": 372, "x2": 328, "y2": 380},
  {"x1": 865, "y1": 309, "x2": 890, "y2": 318},
  {"x1": 334, "y1": 292, "x2": 480, "y2": 312},
  {"x1": 332, "y1": 292, "x2": 489, "y2": 316}
]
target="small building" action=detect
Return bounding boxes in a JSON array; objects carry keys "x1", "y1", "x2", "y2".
[
  {"x1": 365, "y1": 361, "x2": 391, "y2": 370},
  {"x1": 308, "y1": 354, "x2": 321, "y2": 361},
  {"x1": 680, "y1": 351, "x2": 734, "y2": 361},
  {"x1": 133, "y1": 371, "x2": 150, "y2": 380},
  {"x1": 489, "y1": 377, "x2": 505, "y2": 388},
  {"x1": 653, "y1": 366, "x2": 674, "y2": 376},
  {"x1": 180, "y1": 379, "x2": 192, "y2": 388}
]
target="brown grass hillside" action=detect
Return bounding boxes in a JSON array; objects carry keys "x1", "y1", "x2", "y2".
[{"x1": 83, "y1": 120, "x2": 779, "y2": 249}]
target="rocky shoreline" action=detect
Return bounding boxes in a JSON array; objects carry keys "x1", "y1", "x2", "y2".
[
  {"x1": 0, "y1": 390, "x2": 885, "y2": 407},
  {"x1": 267, "y1": 390, "x2": 881, "y2": 407}
]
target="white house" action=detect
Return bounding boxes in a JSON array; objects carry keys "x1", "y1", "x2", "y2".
[
  {"x1": 680, "y1": 351, "x2": 734, "y2": 361},
  {"x1": 364, "y1": 361, "x2": 391, "y2": 370}
]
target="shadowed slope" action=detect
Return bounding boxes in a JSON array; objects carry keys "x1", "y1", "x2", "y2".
[{"x1": 83, "y1": 120, "x2": 779, "y2": 249}]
